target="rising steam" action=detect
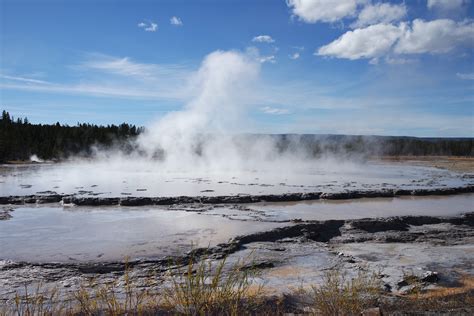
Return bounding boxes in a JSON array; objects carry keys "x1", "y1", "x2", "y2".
[
  {"x1": 135, "y1": 50, "x2": 262, "y2": 170},
  {"x1": 93, "y1": 50, "x2": 326, "y2": 173}
]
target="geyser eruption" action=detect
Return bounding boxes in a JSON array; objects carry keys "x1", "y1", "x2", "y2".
[
  {"x1": 135, "y1": 50, "x2": 263, "y2": 171},
  {"x1": 94, "y1": 49, "x2": 361, "y2": 173},
  {"x1": 3, "y1": 49, "x2": 433, "y2": 199}
]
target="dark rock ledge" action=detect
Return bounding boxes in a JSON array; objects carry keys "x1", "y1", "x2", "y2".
[{"x1": 0, "y1": 185, "x2": 473, "y2": 206}]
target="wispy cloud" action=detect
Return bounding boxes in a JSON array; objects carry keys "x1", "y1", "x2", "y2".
[
  {"x1": 261, "y1": 106, "x2": 290, "y2": 115},
  {"x1": 0, "y1": 74, "x2": 52, "y2": 85},
  {"x1": 138, "y1": 21, "x2": 158, "y2": 32},
  {"x1": 427, "y1": 0, "x2": 469, "y2": 11},
  {"x1": 170, "y1": 16, "x2": 183, "y2": 26},
  {"x1": 457, "y1": 72, "x2": 474, "y2": 80},
  {"x1": 0, "y1": 54, "x2": 192, "y2": 101},
  {"x1": 292, "y1": 110, "x2": 474, "y2": 136},
  {"x1": 252, "y1": 35, "x2": 275, "y2": 43},
  {"x1": 77, "y1": 54, "x2": 189, "y2": 80}
]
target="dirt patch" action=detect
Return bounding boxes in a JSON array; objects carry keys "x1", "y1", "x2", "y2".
[{"x1": 378, "y1": 156, "x2": 474, "y2": 173}]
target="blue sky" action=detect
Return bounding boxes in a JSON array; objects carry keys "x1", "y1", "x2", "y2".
[{"x1": 1, "y1": 0, "x2": 473, "y2": 136}]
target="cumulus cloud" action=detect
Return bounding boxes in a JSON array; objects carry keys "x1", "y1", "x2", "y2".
[
  {"x1": 252, "y1": 35, "x2": 275, "y2": 43},
  {"x1": 394, "y1": 19, "x2": 474, "y2": 54},
  {"x1": 318, "y1": 19, "x2": 474, "y2": 60},
  {"x1": 457, "y1": 72, "x2": 474, "y2": 80},
  {"x1": 170, "y1": 16, "x2": 183, "y2": 26},
  {"x1": 317, "y1": 23, "x2": 403, "y2": 59},
  {"x1": 427, "y1": 0, "x2": 469, "y2": 11},
  {"x1": 261, "y1": 106, "x2": 290, "y2": 115},
  {"x1": 287, "y1": 0, "x2": 359, "y2": 23},
  {"x1": 138, "y1": 21, "x2": 158, "y2": 32},
  {"x1": 351, "y1": 2, "x2": 407, "y2": 28}
]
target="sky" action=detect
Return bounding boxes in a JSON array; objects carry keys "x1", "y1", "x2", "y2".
[{"x1": 0, "y1": 0, "x2": 473, "y2": 137}]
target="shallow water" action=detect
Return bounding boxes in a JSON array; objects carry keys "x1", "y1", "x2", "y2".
[
  {"x1": 248, "y1": 193, "x2": 474, "y2": 221},
  {"x1": 1, "y1": 194, "x2": 472, "y2": 263},
  {"x1": 0, "y1": 206, "x2": 284, "y2": 263},
  {"x1": 0, "y1": 160, "x2": 472, "y2": 197}
]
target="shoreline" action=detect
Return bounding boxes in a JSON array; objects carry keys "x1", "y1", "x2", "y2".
[
  {"x1": 1, "y1": 211, "x2": 473, "y2": 314},
  {"x1": 1, "y1": 185, "x2": 473, "y2": 206}
]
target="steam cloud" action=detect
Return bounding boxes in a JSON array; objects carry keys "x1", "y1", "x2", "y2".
[
  {"x1": 95, "y1": 50, "x2": 329, "y2": 173},
  {"x1": 1, "y1": 50, "x2": 467, "y2": 198}
]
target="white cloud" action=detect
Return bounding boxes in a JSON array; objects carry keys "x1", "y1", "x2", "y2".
[
  {"x1": 0, "y1": 54, "x2": 193, "y2": 101},
  {"x1": 395, "y1": 19, "x2": 474, "y2": 54},
  {"x1": 384, "y1": 56, "x2": 416, "y2": 65},
  {"x1": 170, "y1": 16, "x2": 183, "y2": 26},
  {"x1": 351, "y1": 2, "x2": 407, "y2": 28},
  {"x1": 318, "y1": 19, "x2": 474, "y2": 60},
  {"x1": 261, "y1": 106, "x2": 290, "y2": 115},
  {"x1": 259, "y1": 55, "x2": 276, "y2": 63},
  {"x1": 457, "y1": 72, "x2": 474, "y2": 80},
  {"x1": 427, "y1": 0, "x2": 469, "y2": 11},
  {"x1": 138, "y1": 21, "x2": 158, "y2": 32},
  {"x1": 245, "y1": 46, "x2": 277, "y2": 64},
  {"x1": 317, "y1": 23, "x2": 403, "y2": 59},
  {"x1": 145, "y1": 23, "x2": 158, "y2": 32},
  {"x1": 287, "y1": 0, "x2": 359, "y2": 23},
  {"x1": 289, "y1": 52, "x2": 301, "y2": 59},
  {"x1": 79, "y1": 54, "x2": 190, "y2": 80},
  {"x1": 0, "y1": 74, "x2": 52, "y2": 85},
  {"x1": 252, "y1": 35, "x2": 275, "y2": 43}
]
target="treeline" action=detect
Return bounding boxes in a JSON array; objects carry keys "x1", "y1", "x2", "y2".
[
  {"x1": 274, "y1": 134, "x2": 474, "y2": 157},
  {"x1": 1, "y1": 110, "x2": 473, "y2": 163},
  {"x1": 0, "y1": 111, "x2": 143, "y2": 162}
]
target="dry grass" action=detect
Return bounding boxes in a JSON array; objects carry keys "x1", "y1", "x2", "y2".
[
  {"x1": 307, "y1": 269, "x2": 382, "y2": 316},
  {"x1": 0, "y1": 255, "x2": 265, "y2": 316},
  {"x1": 2, "y1": 259, "x2": 473, "y2": 315},
  {"x1": 161, "y1": 256, "x2": 264, "y2": 315}
]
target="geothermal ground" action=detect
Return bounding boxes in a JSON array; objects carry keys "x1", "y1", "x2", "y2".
[{"x1": 0, "y1": 157, "x2": 473, "y2": 313}]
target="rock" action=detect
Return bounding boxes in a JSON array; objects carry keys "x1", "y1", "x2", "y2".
[
  {"x1": 397, "y1": 279, "x2": 409, "y2": 288},
  {"x1": 0, "y1": 185, "x2": 473, "y2": 206},
  {"x1": 350, "y1": 217, "x2": 409, "y2": 233},
  {"x1": 71, "y1": 197, "x2": 119, "y2": 206},
  {"x1": 120, "y1": 197, "x2": 153, "y2": 206},
  {"x1": 0, "y1": 208, "x2": 14, "y2": 220},
  {"x1": 398, "y1": 284, "x2": 418, "y2": 295},
  {"x1": 36, "y1": 195, "x2": 63, "y2": 204},
  {"x1": 383, "y1": 283, "x2": 392, "y2": 292},
  {"x1": 421, "y1": 271, "x2": 438, "y2": 283},
  {"x1": 241, "y1": 261, "x2": 275, "y2": 270}
]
